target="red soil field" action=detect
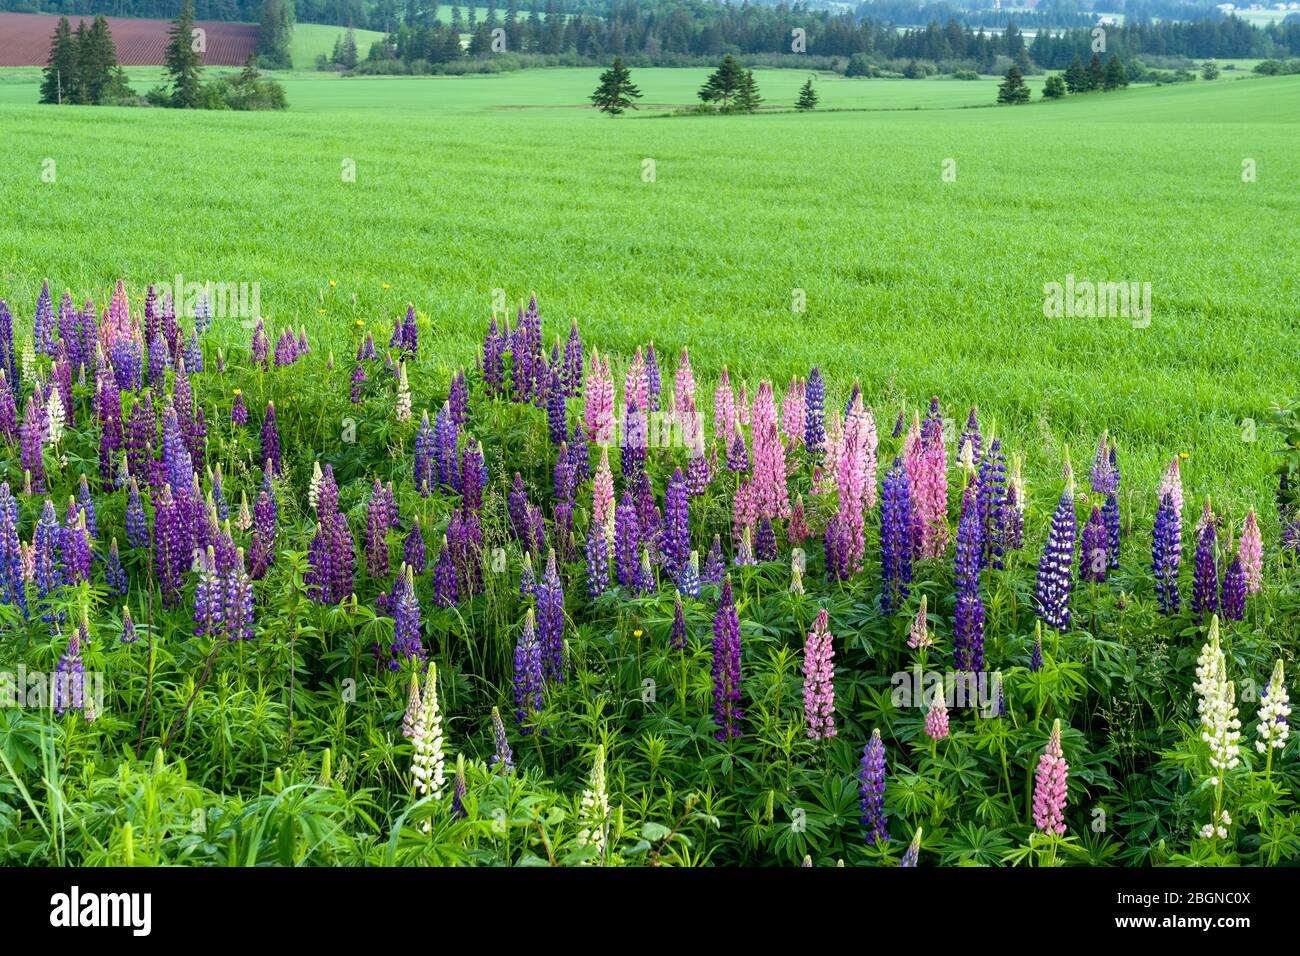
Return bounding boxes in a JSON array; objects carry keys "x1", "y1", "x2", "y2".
[{"x1": 0, "y1": 11, "x2": 257, "y2": 67}]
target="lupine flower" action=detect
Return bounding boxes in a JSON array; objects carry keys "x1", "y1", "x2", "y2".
[
  {"x1": 1035, "y1": 485, "x2": 1076, "y2": 633},
  {"x1": 703, "y1": 533, "x2": 725, "y2": 585},
  {"x1": 1194, "y1": 617, "x2": 1240, "y2": 838},
  {"x1": 669, "y1": 591, "x2": 689, "y2": 652},
  {"x1": 751, "y1": 382, "x2": 790, "y2": 520},
  {"x1": 21, "y1": 396, "x2": 46, "y2": 493},
  {"x1": 482, "y1": 316, "x2": 505, "y2": 396},
  {"x1": 859, "y1": 729, "x2": 889, "y2": 846},
  {"x1": 660, "y1": 467, "x2": 691, "y2": 584},
  {"x1": 908, "y1": 594, "x2": 932, "y2": 650},
  {"x1": 752, "y1": 516, "x2": 775, "y2": 562},
  {"x1": 1030, "y1": 621, "x2": 1044, "y2": 672},
  {"x1": 105, "y1": 537, "x2": 127, "y2": 595},
  {"x1": 390, "y1": 565, "x2": 425, "y2": 668},
  {"x1": 54, "y1": 626, "x2": 85, "y2": 717},
  {"x1": 433, "y1": 537, "x2": 459, "y2": 607},
  {"x1": 490, "y1": 706, "x2": 514, "y2": 774},
  {"x1": 448, "y1": 753, "x2": 468, "y2": 820},
  {"x1": 223, "y1": 547, "x2": 255, "y2": 642},
  {"x1": 916, "y1": 397, "x2": 949, "y2": 558},
  {"x1": 1192, "y1": 519, "x2": 1219, "y2": 624},
  {"x1": 1220, "y1": 554, "x2": 1245, "y2": 622},
  {"x1": 899, "y1": 827, "x2": 923, "y2": 867},
  {"x1": 977, "y1": 438, "x2": 1007, "y2": 569},
  {"x1": 711, "y1": 578, "x2": 744, "y2": 741},
  {"x1": 536, "y1": 549, "x2": 565, "y2": 683},
  {"x1": 880, "y1": 457, "x2": 913, "y2": 614},
  {"x1": 1080, "y1": 504, "x2": 1108, "y2": 583},
  {"x1": 1032, "y1": 719, "x2": 1069, "y2": 835},
  {"x1": 404, "y1": 520, "x2": 427, "y2": 576},
  {"x1": 1152, "y1": 492, "x2": 1182, "y2": 615},
  {"x1": 1159, "y1": 456, "x2": 1184, "y2": 524},
  {"x1": 306, "y1": 466, "x2": 354, "y2": 603},
  {"x1": 120, "y1": 605, "x2": 138, "y2": 644},
  {"x1": 410, "y1": 663, "x2": 446, "y2": 815},
  {"x1": 0, "y1": 483, "x2": 27, "y2": 617},
  {"x1": 733, "y1": 525, "x2": 757, "y2": 567},
  {"x1": 924, "y1": 682, "x2": 949, "y2": 741},
  {"x1": 34, "y1": 280, "x2": 55, "y2": 355},
  {"x1": 802, "y1": 608, "x2": 836, "y2": 741},
  {"x1": 395, "y1": 362, "x2": 412, "y2": 422},
  {"x1": 804, "y1": 367, "x2": 826, "y2": 465},
  {"x1": 251, "y1": 319, "x2": 269, "y2": 369},
  {"x1": 1255, "y1": 659, "x2": 1290, "y2": 760},
  {"x1": 33, "y1": 498, "x2": 63, "y2": 615},
  {"x1": 583, "y1": 349, "x2": 615, "y2": 445},
  {"x1": 614, "y1": 490, "x2": 640, "y2": 591},
  {"x1": 1238, "y1": 510, "x2": 1263, "y2": 595},
  {"x1": 577, "y1": 744, "x2": 610, "y2": 857},
  {"x1": 514, "y1": 607, "x2": 545, "y2": 734},
  {"x1": 260, "y1": 402, "x2": 281, "y2": 475},
  {"x1": 953, "y1": 484, "x2": 985, "y2": 672},
  {"x1": 726, "y1": 424, "x2": 749, "y2": 473}
]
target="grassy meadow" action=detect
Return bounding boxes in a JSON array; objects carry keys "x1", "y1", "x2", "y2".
[{"x1": 2, "y1": 67, "x2": 1295, "y2": 513}]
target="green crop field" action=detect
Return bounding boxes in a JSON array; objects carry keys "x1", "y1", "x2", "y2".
[
  {"x1": 289, "y1": 22, "x2": 390, "y2": 69},
  {"x1": 2, "y1": 66, "x2": 1294, "y2": 508}
]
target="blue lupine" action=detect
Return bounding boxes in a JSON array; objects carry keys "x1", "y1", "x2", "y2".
[
  {"x1": 1035, "y1": 489, "x2": 1076, "y2": 633},
  {"x1": 513, "y1": 608, "x2": 545, "y2": 734},
  {"x1": 880, "y1": 457, "x2": 913, "y2": 614},
  {"x1": 859, "y1": 728, "x2": 889, "y2": 846}
]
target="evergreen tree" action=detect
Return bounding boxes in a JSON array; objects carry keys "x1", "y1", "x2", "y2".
[
  {"x1": 589, "y1": 56, "x2": 642, "y2": 116},
  {"x1": 257, "y1": 0, "x2": 293, "y2": 71},
  {"x1": 1202, "y1": 59, "x2": 1220, "y2": 80},
  {"x1": 733, "y1": 69, "x2": 762, "y2": 113},
  {"x1": 1102, "y1": 53, "x2": 1128, "y2": 90},
  {"x1": 39, "y1": 16, "x2": 77, "y2": 105},
  {"x1": 996, "y1": 65, "x2": 1030, "y2": 104},
  {"x1": 1086, "y1": 52, "x2": 1105, "y2": 91},
  {"x1": 699, "y1": 54, "x2": 745, "y2": 109},
  {"x1": 795, "y1": 76, "x2": 818, "y2": 111},
  {"x1": 1042, "y1": 73, "x2": 1066, "y2": 98},
  {"x1": 1064, "y1": 54, "x2": 1086, "y2": 93},
  {"x1": 165, "y1": 0, "x2": 205, "y2": 108},
  {"x1": 339, "y1": 26, "x2": 359, "y2": 68},
  {"x1": 82, "y1": 16, "x2": 117, "y2": 105}
]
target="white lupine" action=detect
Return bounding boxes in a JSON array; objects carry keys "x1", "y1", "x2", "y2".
[
  {"x1": 577, "y1": 744, "x2": 610, "y2": 857},
  {"x1": 1256, "y1": 659, "x2": 1290, "y2": 755},
  {"x1": 308, "y1": 461, "x2": 324, "y2": 510},
  {"x1": 395, "y1": 363, "x2": 412, "y2": 422},
  {"x1": 411, "y1": 662, "x2": 446, "y2": 825},
  {"x1": 46, "y1": 389, "x2": 65, "y2": 444},
  {"x1": 1194, "y1": 617, "x2": 1241, "y2": 840}
]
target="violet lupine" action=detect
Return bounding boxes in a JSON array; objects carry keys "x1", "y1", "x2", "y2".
[
  {"x1": 121, "y1": 605, "x2": 138, "y2": 644},
  {"x1": 514, "y1": 607, "x2": 545, "y2": 734},
  {"x1": 804, "y1": 367, "x2": 826, "y2": 465},
  {"x1": 0, "y1": 300, "x2": 16, "y2": 389},
  {"x1": 260, "y1": 401, "x2": 281, "y2": 476},
  {"x1": 1152, "y1": 492, "x2": 1182, "y2": 615},
  {"x1": 733, "y1": 526, "x2": 757, "y2": 567},
  {"x1": 75, "y1": 474, "x2": 97, "y2": 541},
  {"x1": 1036, "y1": 486, "x2": 1077, "y2": 633},
  {"x1": 160, "y1": 403, "x2": 194, "y2": 493},
  {"x1": 755, "y1": 517, "x2": 777, "y2": 562},
  {"x1": 447, "y1": 507, "x2": 483, "y2": 596},
  {"x1": 33, "y1": 499, "x2": 63, "y2": 618},
  {"x1": 193, "y1": 547, "x2": 221, "y2": 640},
  {"x1": 1239, "y1": 510, "x2": 1263, "y2": 595},
  {"x1": 661, "y1": 467, "x2": 691, "y2": 585},
  {"x1": 952, "y1": 484, "x2": 986, "y2": 673},
  {"x1": 34, "y1": 280, "x2": 55, "y2": 355},
  {"x1": 585, "y1": 522, "x2": 609, "y2": 597},
  {"x1": 562, "y1": 320, "x2": 583, "y2": 398},
  {"x1": 404, "y1": 520, "x2": 427, "y2": 576},
  {"x1": 462, "y1": 440, "x2": 487, "y2": 511},
  {"x1": 622, "y1": 399, "x2": 647, "y2": 480},
  {"x1": 536, "y1": 550, "x2": 565, "y2": 683},
  {"x1": 614, "y1": 490, "x2": 641, "y2": 591},
  {"x1": 1080, "y1": 504, "x2": 1108, "y2": 583},
  {"x1": 482, "y1": 316, "x2": 505, "y2": 397},
  {"x1": 53, "y1": 626, "x2": 85, "y2": 717},
  {"x1": 879, "y1": 457, "x2": 913, "y2": 614},
  {"x1": 61, "y1": 504, "x2": 92, "y2": 584},
  {"x1": 448, "y1": 369, "x2": 469, "y2": 430},
  {"x1": 306, "y1": 465, "x2": 354, "y2": 603},
  {"x1": 350, "y1": 363, "x2": 366, "y2": 403},
  {"x1": 400, "y1": 304, "x2": 419, "y2": 355},
  {"x1": 0, "y1": 483, "x2": 26, "y2": 618},
  {"x1": 389, "y1": 564, "x2": 425, "y2": 668},
  {"x1": 1032, "y1": 719, "x2": 1070, "y2": 836},
  {"x1": 21, "y1": 396, "x2": 46, "y2": 494},
  {"x1": 802, "y1": 608, "x2": 836, "y2": 741},
  {"x1": 0, "y1": 372, "x2": 17, "y2": 445},
  {"x1": 95, "y1": 373, "x2": 123, "y2": 482},
  {"x1": 671, "y1": 591, "x2": 688, "y2": 651},
  {"x1": 859, "y1": 729, "x2": 889, "y2": 846},
  {"x1": 365, "y1": 479, "x2": 391, "y2": 578},
  {"x1": 490, "y1": 706, "x2": 515, "y2": 774},
  {"x1": 433, "y1": 537, "x2": 459, "y2": 607},
  {"x1": 726, "y1": 425, "x2": 749, "y2": 474},
  {"x1": 976, "y1": 438, "x2": 1007, "y2": 570},
  {"x1": 1220, "y1": 554, "x2": 1245, "y2": 622},
  {"x1": 645, "y1": 342, "x2": 661, "y2": 412},
  {"x1": 1030, "y1": 621, "x2": 1044, "y2": 672},
  {"x1": 1192, "y1": 520, "x2": 1219, "y2": 624},
  {"x1": 545, "y1": 362, "x2": 567, "y2": 445},
  {"x1": 434, "y1": 403, "x2": 460, "y2": 492},
  {"x1": 960, "y1": 406, "x2": 983, "y2": 463},
  {"x1": 680, "y1": 550, "x2": 701, "y2": 598},
  {"x1": 703, "y1": 534, "x2": 725, "y2": 584},
  {"x1": 413, "y1": 409, "x2": 436, "y2": 496},
  {"x1": 711, "y1": 578, "x2": 744, "y2": 741},
  {"x1": 222, "y1": 550, "x2": 256, "y2": 642},
  {"x1": 253, "y1": 321, "x2": 271, "y2": 369},
  {"x1": 674, "y1": 347, "x2": 696, "y2": 422},
  {"x1": 124, "y1": 478, "x2": 149, "y2": 549}
]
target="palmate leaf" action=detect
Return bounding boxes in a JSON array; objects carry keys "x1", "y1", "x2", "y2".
[{"x1": 941, "y1": 821, "x2": 1014, "y2": 866}]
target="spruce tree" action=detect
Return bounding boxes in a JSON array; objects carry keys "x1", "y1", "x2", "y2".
[
  {"x1": 733, "y1": 69, "x2": 762, "y2": 113},
  {"x1": 1042, "y1": 73, "x2": 1066, "y2": 99},
  {"x1": 1064, "y1": 55, "x2": 1086, "y2": 93},
  {"x1": 1087, "y1": 52, "x2": 1105, "y2": 91},
  {"x1": 589, "y1": 56, "x2": 642, "y2": 116},
  {"x1": 40, "y1": 16, "x2": 77, "y2": 105},
  {"x1": 795, "y1": 76, "x2": 818, "y2": 111},
  {"x1": 1102, "y1": 53, "x2": 1128, "y2": 90},
  {"x1": 82, "y1": 16, "x2": 117, "y2": 105},
  {"x1": 340, "y1": 27, "x2": 359, "y2": 68},
  {"x1": 1202, "y1": 59, "x2": 1220, "y2": 80},
  {"x1": 165, "y1": 0, "x2": 205, "y2": 108},
  {"x1": 996, "y1": 65, "x2": 1030, "y2": 104},
  {"x1": 699, "y1": 54, "x2": 745, "y2": 110}
]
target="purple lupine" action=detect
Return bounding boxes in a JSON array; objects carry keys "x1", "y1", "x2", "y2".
[
  {"x1": 434, "y1": 403, "x2": 459, "y2": 492},
  {"x1": 1035, "y1": 489, "x2": 1076, "y2": 633},
  {"x1": 960, "y1": 406, "x2": 982, "y2": 463},
  {"x1": 223, "y1": 548, "x2": 256, "y2": 642},
  {"x1": 1103, "y1": 445, "x2": 1121, "y2": 569},
  {"x1": 448, "y1": 369, "x2": 469, "y2": 430},
  {"x1": 671, "y1": 591, "x2": 688, "y2": 651},
  {"x1": 621, "y1": 399, "x2": 647, "y2": 480},
  {"x1": 34, "y1": 280, "x2": 55, "y2": 355},
  {"x1": 482, "y1": 316, "x2": 504, "y2": 397},
  {"x1": 306, "y1": 466, "x2": 353, "y2": 603},
  {"x1": 711, "y1": 577, "x2": 744, "y2": 741},
  {"x1": 260, "y1": 402, "x2": 281, "y2": 476},
  {"x1": 461, "y1": 441, "x2": 487, "y2": 512},
  {"x1": 645, "y1": 342, "x2": 661, "y2": 412},
  {"x1": 388, "y1": 565, "x2": 425, "y2": 668},
  {"x1": 53, "y1": 627, "x2": 85, "y2": 716},
  {"x1": 111, "y1": 336, "x2": 143, "y2": 392},
  {"x1": 152, "y1": 486, "x2": 189, "y2": 607},
  {"x1": 977, "y1": 438, "x2": 1007, "y2": 569},
  {"x1": 1152, "y1": 492, "x2": 1181, "y2": 615},
  {"x1": 0, "y1": 483, "x2": 26, "y2": 618},
  {"x1": 61, "y1": 502, "x2": 92, "y2": 584},
  {"x1": 514, "y1": 608, "x2": 546, "y2": 734},
  {"x1": 1080, "y1": 505, "x2": 1108, "y2": 583},
  {"x1": 96, "y1": 373, "x2": 124, "y2": 482},
  {"x1": 661, "y1": 467, "x2": 691, "y2": 585},
  {"x1": 952, "y1": 484, "x2": 985, "y2": 673},
  {"x1": 0, "y1": 372, "x2": 17, "y2": 445},
  {"x1": 146, "y1": 332, "x2": 170, "y2": 385},
  {"x1": 1192, "y1": 521, "x2": 1219, "y2": 623},
  {"x1": 859, "y1": 728, "x2": 889, "y2": 846},
  {"x1": 490, "y1": 706, "x2": 515, "y2": 774},
  {"x1": 193, "y1": 547, "x2": 221, "y2": 640},
  {"x1": 546, "y1": 363, "x2": 566, "y2": 445},
  {"x1": 1030, "y1": 625, "x2": 1044, "y2": 672},
  {"x1": 75, "y1": 474, "x2": 97, "y2": 542},
  {"x1": 614, "y1": 490, "x2": 641, "y2": 592},
  {"x1": 121, "y1": 606, "x2": 138, "y2": 644},
  {"x1": 365, "y1": 479, "x2": 391, "y2": 578},
  {"x1": 726, "y1": 426, "x2": 749, "y2": 473},
  {"x1": 350, "y1": 363, "x2": 366, "y2": 403},
  {"x1": 404, "y1": 520, "x2": 427, "y2": 576},
  {"x1": 21, "y1": 396, "x2": 46, "y2": 494},
  {"x1": 401, "y1": 304, "x2": 419, "y2": 355},
  {"x1": 880, "y1": 457, "x2": 913, "y2": 614},
  {"x1": 251, "y1": 319, "x2": 269, "y2": 369},
  {"x1": 754, "y1": 516, "x2": 777, "y2": 562},
  {"x1": 414, "y1": 409, "x2": 436, "y2": 496},
  {"x1": 519, "y1": 551, "x2": 536, "y2": 599},
  {"x1": 448, "y1": 506, "x2": 483, "y2": 598},
  {"x1": 231, "y1": 389, "x2": 248, "y2": 426},
  {"x1": 433, "y1": 537, "x2": 459, "y2": 607},
  {"x1": 563, "y1": 320, "x2": 583, "y2": 398},
  {"x1": 686, "y1": 446, "x2": 711, "y2": 497},
  {"x1": 125, "y1": 478, "x2": 149, "y2": 549},
  {"x1": 585, "y1": 522, "x2": 609, "y2": 597},
  {"x1": 823, "y1": 512, "x2": 845, "y2": 583},
  {"x1": 33, "y1": 499, "x2": 63, "y2": 620},
  {"x1": 679, "y1": 550, "x2": 701, "y2": 598},
  {"x1": 160, "y1": 403, "x2": 194, "y2": 493},
  {"x1": 536, "y1": 550, "x2": 566, "y2": 683},
  {"x1": 1220, "y1": 554, "x2": 1245, "y2": 622},
  {"x1": 702, "y1": 533, "x2": 725, "y2": 585},
  {"x1": 0, "y1": 299, "x2": 17, "y2": 390},
  {"x1": 124, "y1": 394, "x2": 153, "y2": 482}
]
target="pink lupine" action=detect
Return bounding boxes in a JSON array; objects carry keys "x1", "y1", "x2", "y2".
[
  {"x1": 751, "y1": 382, "x2": 790, "y2": 521},
  {"x1": 624, "y1": 347, "x2": 648, "y2": 414},
  {"x1": 737, "y1": 380, "x2": 751, "y2": 426},
  {"x1": 924, "y1": 684, "x2": 949, "y2": 740},
  {"x1": 802, "y1": 608, "x2": 836, "y2": 741},
  {"x1": 908, "y1": 594, "x2": 932, "y2": 649},
  {"x1": 674, "y1": 347, "x2": 696, "y2": 424},
  {"x1": 592, "y1": 446, "x2": 615, "y2": 541},
  {"x1": 1032, "y1": 719, "x2": 1070, "y2": 835},
  {"x1": 917, "y1": 400, "x2": 950, "y2": 559},
  {"x1": 732, "y1": 477, "x2": 758, "y2": 546},
  {"x1": 583, "y1": 349, "x2": 615, "y2": 446},
  {"x1": 1239, "y1": 509, "x2": 1263, "y2": 595},
  {"x1": 782, "y1": 376, "x2": 806, "y2": 449},
  {"x1": 1159, "y1": 456, "x2": 1184, "y2": 525},
  {"x1": 714, "y1": 366, "x2": 735, "y2": 442}
]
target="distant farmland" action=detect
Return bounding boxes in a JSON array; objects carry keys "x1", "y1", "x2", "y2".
[{"x1": 0, "y1": 11, "x2": 257, "y2": 66}]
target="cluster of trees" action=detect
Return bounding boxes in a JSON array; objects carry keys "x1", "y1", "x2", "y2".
[
  {"x1": 1003, "y1": 51, "x2": 1132, "y2": 105},
  {"x1": 1029, "y1": 16, "x2": 1300, "y2": 68},
  {"x1": 39, "y1": 14, "x2": 133, "y2": 104},
  {"x1": 256, "y1": 0, "x2": 294, "y2": 70},
  {"x1": 590, "y1": 55, "x2": 818, "y2": 117},
  {"x1": 154, "y1": 0, "x2": 288, "y2": 107},
  {"x1": 317, "y1": 25, "x2": 360, "y2": 68}
]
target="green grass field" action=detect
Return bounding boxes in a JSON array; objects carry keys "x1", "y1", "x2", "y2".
[
  {"x1": 1, "y1": 66, "x2": 1297, "y2": 514},
  {"x1": 290, "y1": 22, "x2": 389, "y2": 69}
]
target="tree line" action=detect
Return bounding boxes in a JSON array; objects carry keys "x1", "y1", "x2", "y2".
[
  {"x1": 38, "y1": 13, "x2": 132, "y2": 104},
  {"x1": 590, "y1": 54, "x2": 819, "y2": 117}
]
